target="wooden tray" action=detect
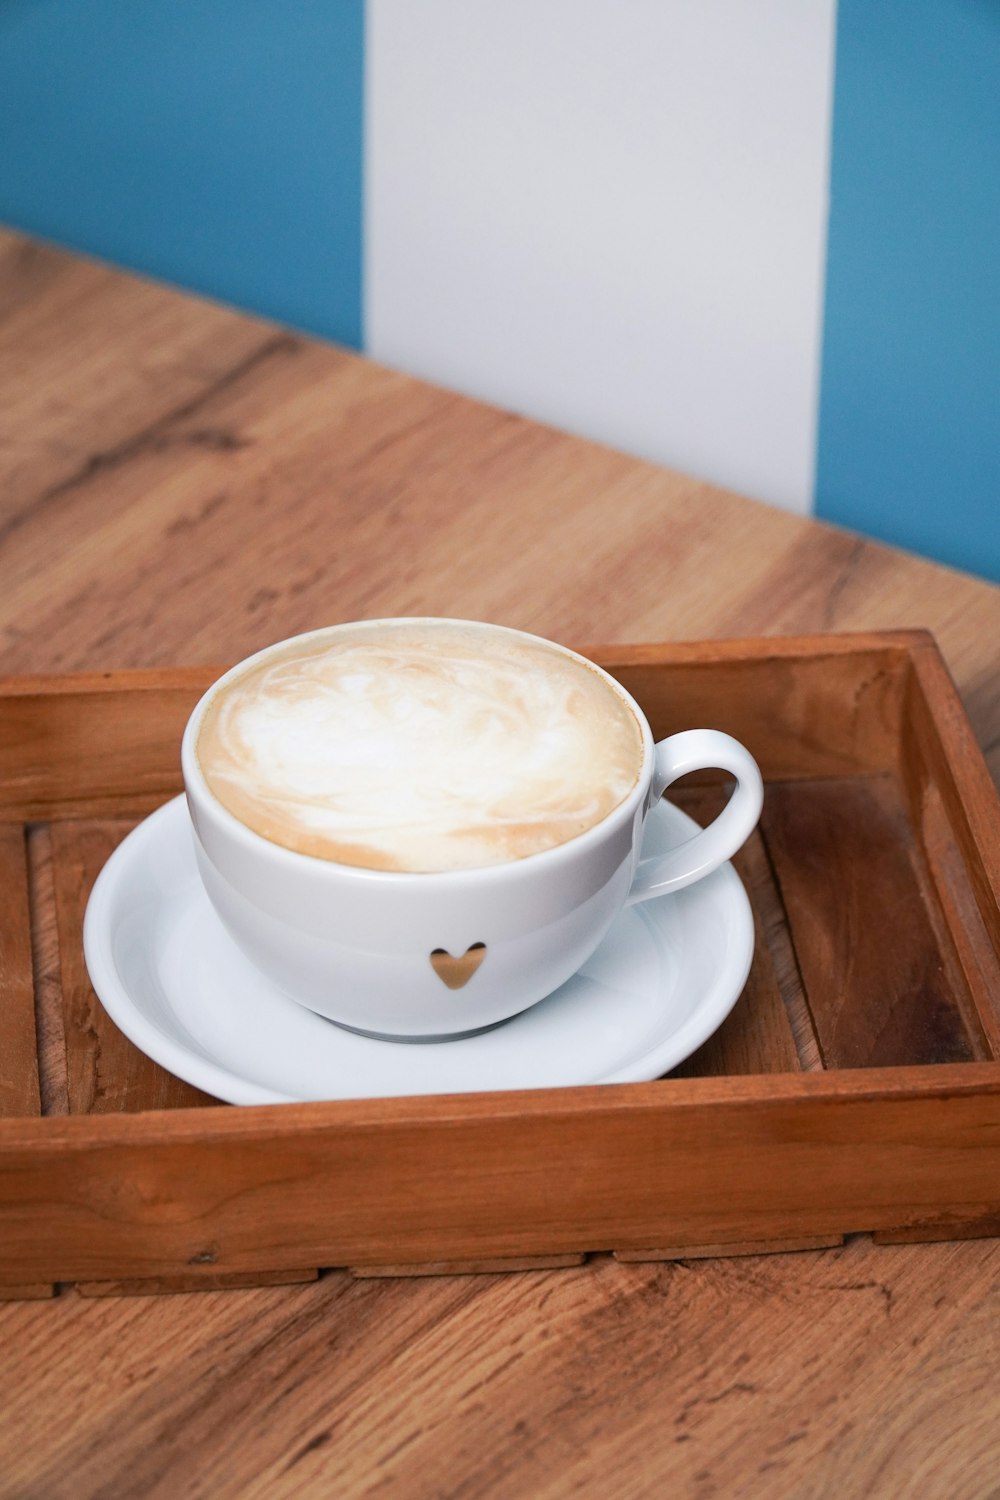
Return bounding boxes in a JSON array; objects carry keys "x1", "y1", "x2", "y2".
[{"x1": 2, "y1": 631, "x2": 1000, "y2": 1300}]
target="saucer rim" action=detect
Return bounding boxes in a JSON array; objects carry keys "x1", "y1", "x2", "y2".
[{"x1": 83, "y1": 796, "x2": 755, "y2": 1106}]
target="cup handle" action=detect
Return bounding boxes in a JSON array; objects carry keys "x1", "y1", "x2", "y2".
[{"x1": 626, "y1": 729, "x2": 763, "y2": 905}]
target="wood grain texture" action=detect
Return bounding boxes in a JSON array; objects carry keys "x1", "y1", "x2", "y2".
[
  {"x1": 613, "y1": 1234, "x2": 844, "y2": 1261},
  {"x1": 42, "y1": 821, "x2": 309, "y2": 1297},
  {"x1": 0, "y1": 1281, "x2": 54, "y2": 1302},
  {"x1": 609, "y1": 642, "x2": 910, "y2": 781},
  {"x1": 764, "y1": 776, "x2": 981, "y2": 1068},
  {"x1": 0, "y1": 825, "x2": 41, "y2": 1118},
  {"x1": 0, "y1": 670, "x2": 211, "y2": 819},
  {"x1": 2, "y1": 231, "x2": 1000, "y2": 1498},
  {"x1": 0, "y1": 824, "x2": 51, "y2": 1299},
  {"x1": 3, "y1": 1067, "x2": 1000, "y2": 1284},
  {"x1": 668, "y1": 787, "x2": 805, "y2": 1078},
  {"x1": 47, "y1": 819, "x2": 220, "y2": 1114},
  {"x1": 26, "y1": 824, "x2": 70, "y2": 1118},
  {"x1": 0, "y1": 639, "x2": 916, "y2": 816},
  {"x1": 76, "y1": 1268, "x2": 320, "y2": 1298},
  {"x1": 2, "y1": 1242, "x2": 999, "y2": 1499},
  {"x1": 901, "y1": 642, "x2": 1000, "y2": 1057},
  {"x1": 349, "y1": 1255, "x2": 586, "y2": 1279}
]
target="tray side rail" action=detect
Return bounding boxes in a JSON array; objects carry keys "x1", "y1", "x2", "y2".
[
  {"x1": 899, "y1": 640, "x2": 1000, "y2": 1057},
  {"x1": 2, "y1": 1067, "x2": 1000, "y2": 1287},
  {"x1": 0, "y1": 634, "x2": 920, "y2": 821}
]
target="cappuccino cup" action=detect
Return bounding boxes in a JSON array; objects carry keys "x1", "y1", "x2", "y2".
[{"x1": 181, "y1": 619, "x2": 763, "y2": 1039}]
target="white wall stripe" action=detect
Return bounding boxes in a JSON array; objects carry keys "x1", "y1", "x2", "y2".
[{"x1": 366, "y1": 0, "x2": 835, "y2": 515}]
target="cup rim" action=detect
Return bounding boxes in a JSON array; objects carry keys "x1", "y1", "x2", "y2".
[{"x1": 180, "y1": 617, "x2": 656, "y2": 886}]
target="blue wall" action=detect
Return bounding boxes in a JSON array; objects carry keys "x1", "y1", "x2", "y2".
[
  {"x1": 0, "y1": 0, "x2": 364, "y2": 346},
  {"x1": 816, "y1": 0, "x2": 1000, "y2": 581},
  {"x1": 1, "y1": 0, "x2": 997, "y2": 581}
]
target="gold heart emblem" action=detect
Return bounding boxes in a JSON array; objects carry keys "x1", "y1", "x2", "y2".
[{"x1": 429, "y1": 942, "x2": 487, "y2": 990}]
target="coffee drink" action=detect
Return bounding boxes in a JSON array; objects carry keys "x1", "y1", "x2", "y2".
[
  {"x1": 196, "y1": 620, "x2": 644, "y2": 873},
  {"x1": 183, "y1": 617, "x2": 762, "y2": 1036}
]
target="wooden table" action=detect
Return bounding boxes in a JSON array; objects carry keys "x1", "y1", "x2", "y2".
[{"x1": 2, "y1": 228, "x2": 999, "y2": 1498}]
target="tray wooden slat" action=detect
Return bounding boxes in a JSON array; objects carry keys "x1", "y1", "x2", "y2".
[
  {"x1": 2, "y1": 1068, "x2": 1000, "y2": 1283},
  {"x1": 26, "y1": 825, "x2": 69, "y2": 1118},
  {"x1": 872, "y1": 1213, "x2": 1000, "y2": 1246},
  {"x1": 763, "y1": 776, "x2": 982, "y2": 1068},
  {"x1": 48, "y1": 819, "x2": 220, "y2": 1114},
  {"x1": 349, "y1": 1254, "x2": 586, "y2": 1279},
  {"x1": 902, "y1": 647, "x2": 1000, "y2": 1055},
  {"x1": 669, "y1": 788, "x2": 803, "y2": 1078},
  {"x1": 0, "y1": 826, "x2": 42, "y2": 1118},
  {"x1": 613, "y1": 1234, "x2": 845, "y2": 1262},
  {"x1": 0, "y1": 1282, "x2": 56, "y2": 1302},
  {"x1": 76, "y1": 1267, "x2": 320, "y2": 1297},
  {"x1": 0, "y1": 825, "x2": 52, "y2": 1299}
]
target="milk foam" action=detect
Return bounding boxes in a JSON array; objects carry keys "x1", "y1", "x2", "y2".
[{"x1": 196, "y1": 622, "x2": 643, "y2": 872}]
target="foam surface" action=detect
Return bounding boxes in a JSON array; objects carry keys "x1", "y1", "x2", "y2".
[{"x1": 196, "y1": 622, "x2": 643, "y2": 871}]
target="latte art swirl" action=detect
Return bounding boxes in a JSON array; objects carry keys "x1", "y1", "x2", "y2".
[{"x1": 196, "y1": 622, "x2": 643, "y2": 872}]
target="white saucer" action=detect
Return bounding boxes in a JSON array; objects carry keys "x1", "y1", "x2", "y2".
[{"x1": 83, "y1": 796, "x2": 754, "y2": 1106}]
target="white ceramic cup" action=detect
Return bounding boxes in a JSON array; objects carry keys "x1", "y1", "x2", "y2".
[{"x1": 181, "y1": 621, "x2": 763, "y2": 1039}]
